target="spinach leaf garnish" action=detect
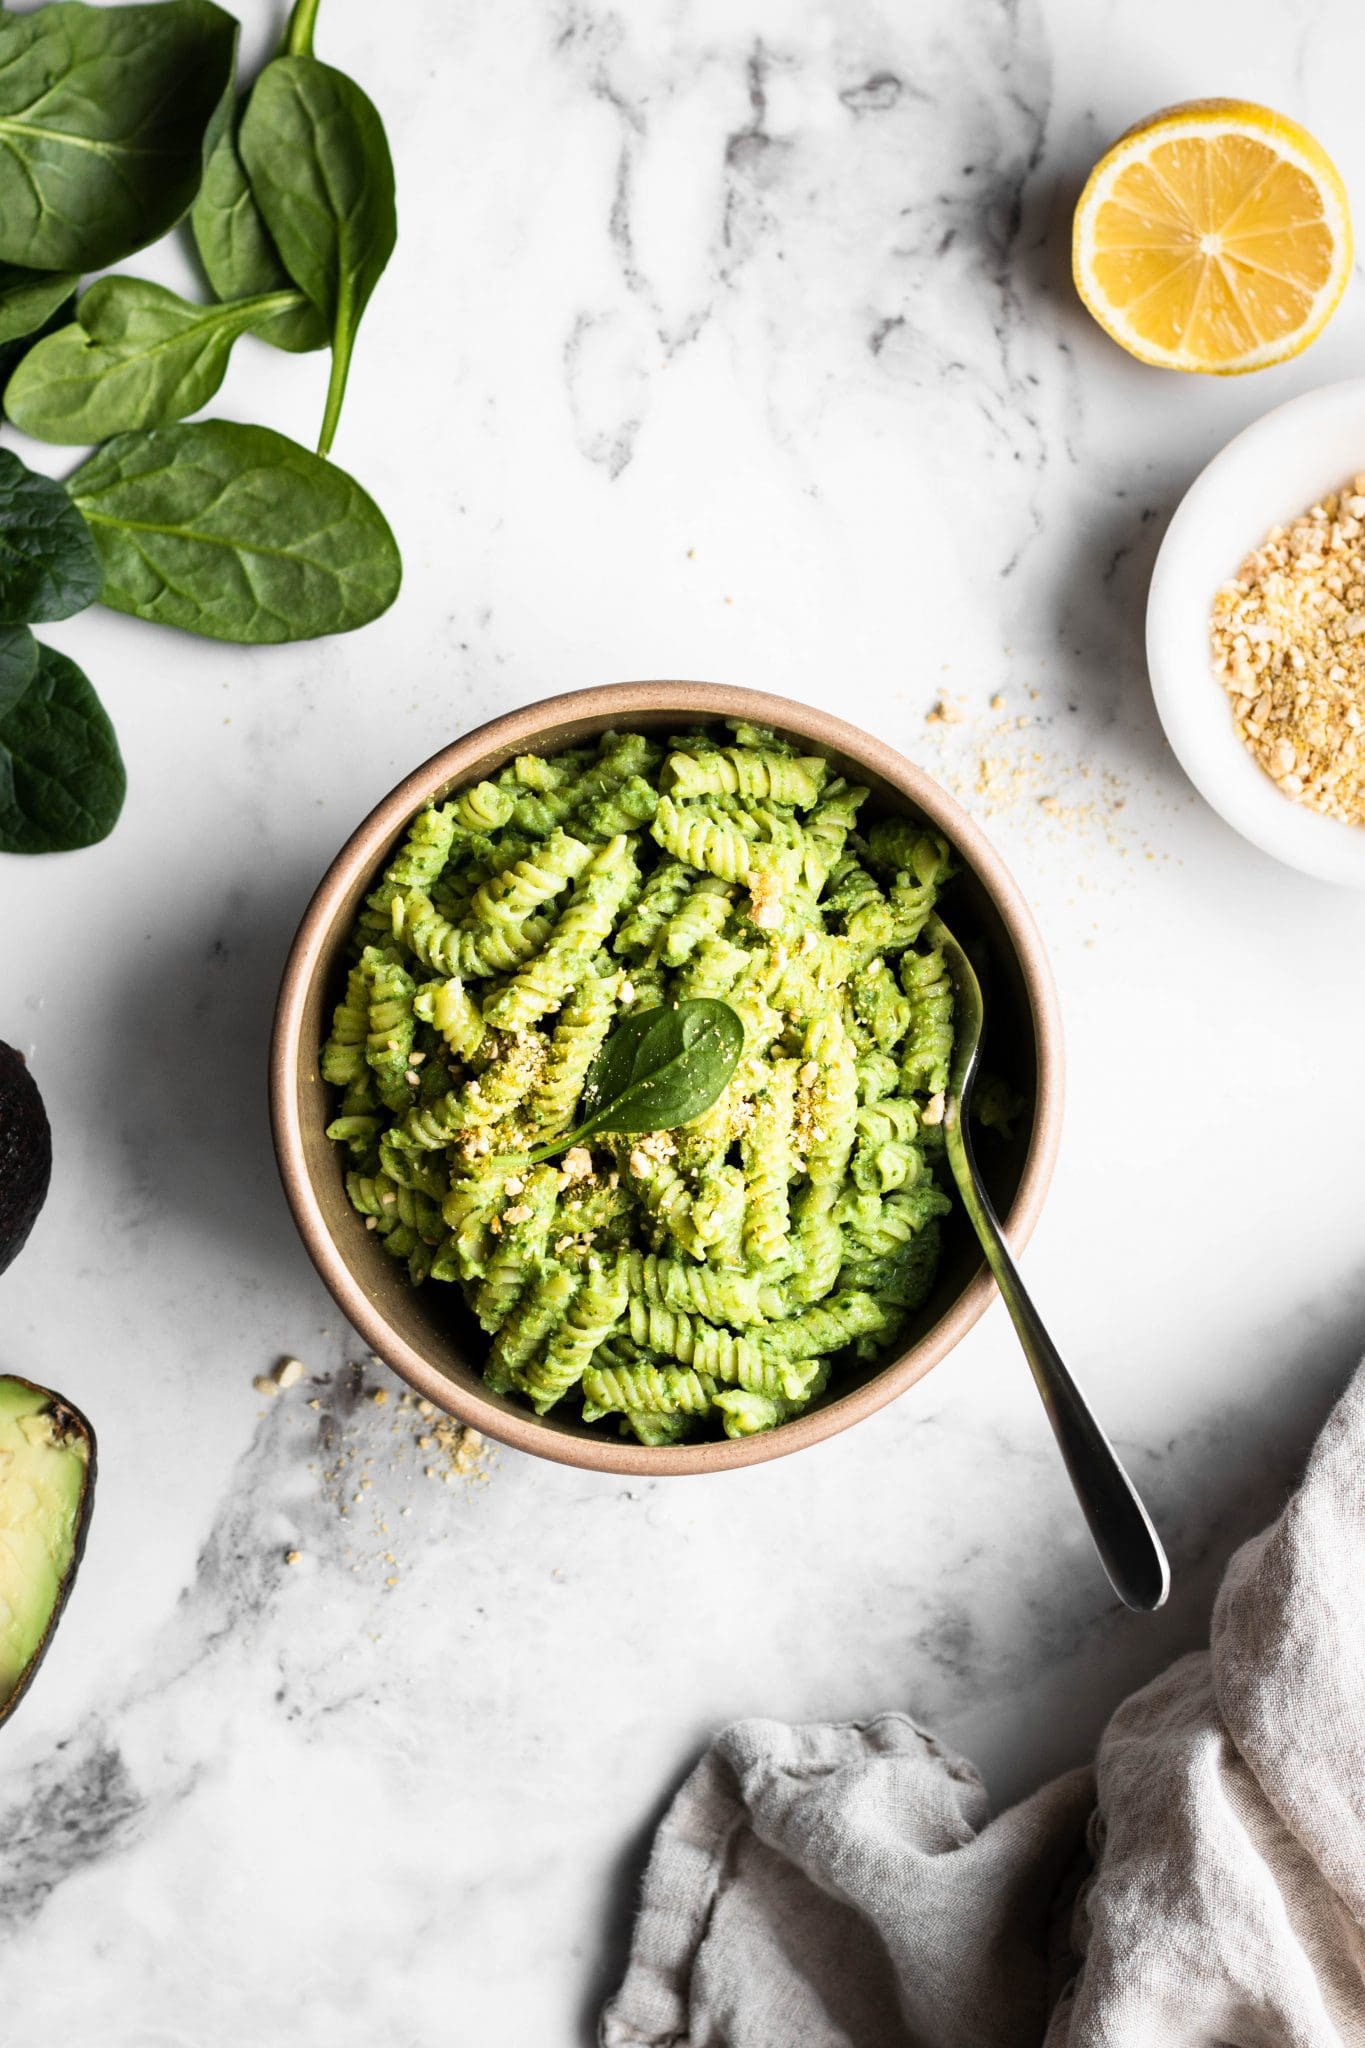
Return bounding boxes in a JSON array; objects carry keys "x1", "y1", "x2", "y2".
[
  {"x1": 521, "y1": 1000, "x2": 746, "y2": 1163},
  {"x1": 0, "y1": 643, "x2": 125, "y2": 854},
  {"x1": 68, "y1": 420, "x2": 402, "y2": 644}
]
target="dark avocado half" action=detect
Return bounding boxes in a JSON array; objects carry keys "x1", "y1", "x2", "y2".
[
  {"x1": 0, "y1": 1375, "x2": 95, "y2": 1729},
  {"x1": 0, "y1": 1042, "x2": 52, "y2": 1277}
]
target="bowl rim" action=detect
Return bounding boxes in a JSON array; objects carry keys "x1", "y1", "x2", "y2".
[
  {"x1": 269, "y1": 680, "x2": 1065, "y2": 1475},
  {"x1": 1146, "y1": 375, "x2": 1365, "y2": 888}
]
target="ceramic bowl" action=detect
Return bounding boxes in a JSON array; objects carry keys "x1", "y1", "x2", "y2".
[
  {"x1": 269, "y1": 681, "x2": 1064, "y2": 1474},
  {"x1": 1147, "y1": 378, "x2": 1365, "y2": 888}
]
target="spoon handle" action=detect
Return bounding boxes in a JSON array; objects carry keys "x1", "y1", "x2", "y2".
[{"x1": 945, "y1": 1108, "x2": 1171, "y2": 1612}]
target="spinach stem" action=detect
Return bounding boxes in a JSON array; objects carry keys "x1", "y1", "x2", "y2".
[
  {"x1": 316, "y1": 330, "x2": 350, "y2": 458},
  {"x1": 317, "y1": 286, "x2": 355, "y2": 458},
  {"x1": 284, "y1": 0, "x2": 322, "y2": 58}
]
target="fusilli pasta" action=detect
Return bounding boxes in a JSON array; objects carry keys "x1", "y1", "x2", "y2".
[{"x1": 321, "y1": 722, "x2": 1009, "y2": 1445}]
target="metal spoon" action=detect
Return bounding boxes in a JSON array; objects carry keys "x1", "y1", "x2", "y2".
[{"x1": 927, "y1": 913, "x2": 1171, "y2": 1613}]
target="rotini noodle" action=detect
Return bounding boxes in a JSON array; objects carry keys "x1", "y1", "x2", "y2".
[{"x1": 322, "y1": 721, "x2": 991, "y2": 1443}]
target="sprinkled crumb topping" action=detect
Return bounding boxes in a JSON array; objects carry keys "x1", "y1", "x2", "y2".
[
  {"x1": 626, "y1": 1129, "x2": 677, "y2": 1180},
  {"x1": 558, "y1": 1145, "x2": 594, "y2": 1186},
  {"x1": 748, "y1": 867, "x2": 785, "y2": 929}
]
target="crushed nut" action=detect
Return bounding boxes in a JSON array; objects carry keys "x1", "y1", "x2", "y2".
[
  {"x1": 747, "y1": 867, "x2": 785, "y2": 929},
  {"x1": 1213, "y1": 474, "x2": 1365, "y2": 825},
  {"x1": 274, "y1": 1356, "x2": 305, "y2": 1389},
  {"x1": 559, "y1": 1145, "x2": 594, "y2": 1186}
]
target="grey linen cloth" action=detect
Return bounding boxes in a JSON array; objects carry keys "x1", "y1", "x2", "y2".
[{"x1": 602, "y1": 1363, "x2": 1365, "y2": 2047}]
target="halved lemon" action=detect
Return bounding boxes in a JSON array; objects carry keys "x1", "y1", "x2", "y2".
[{"x1": 1073, "y1": 99, "x2": 1352, "y2": 373}]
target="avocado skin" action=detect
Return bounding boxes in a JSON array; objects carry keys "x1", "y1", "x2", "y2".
[
  {"x1": 0, "y1": 1041, "x2": 52, "y2": 1278},
  {"x1": 0, "y1": 1376, "x2": 96, "y2": 1732}
]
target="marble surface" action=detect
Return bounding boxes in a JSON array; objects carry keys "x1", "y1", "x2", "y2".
[{"x1": 6, "y1": 0, "x2": 1365, "y2": 2037}]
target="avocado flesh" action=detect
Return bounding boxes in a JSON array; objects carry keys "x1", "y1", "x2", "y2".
[
  {"x1": 0, "y1": 1376, "x2": 94, "y2": 1723},
  {"x1": 0, "y1": 1042, "x2": 52, "y2": 1278}
]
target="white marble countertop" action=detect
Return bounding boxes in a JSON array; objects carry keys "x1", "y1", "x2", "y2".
[{"x1": 6, "y1": 0, "x2": 1365, "y2": 2037}]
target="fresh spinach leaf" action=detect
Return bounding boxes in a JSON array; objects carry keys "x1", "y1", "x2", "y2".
[
  {"x1": 0, "y1": 290, "x2": 77, "y2": 412},
  {"x1": 523, "y1": 1000, "x2": 745, "y2": 1162},
  {"x1": 0, "y1": 1, "x2": 238, "y2": 273},
  {"x1": 0, "y1": 627, "x2": 39, "y2": 722},
  {"x1": 0, "y1": 642, "x2": 125, "y2": 854},
  {"x1": 0, "y1": 266, "x2": 81, "y2": 347},
  {"x1": 192, "y1": 108, "x2": 327, "y2": 355},
  {"x1": 239, "y1": 56, "x2": 396, "y2": 455},
  {"x1": 0, "y1": 448, "x2": 102, "y2": 624},
  {"x1": 5, "y1": 277, "x2": 313, "y2": 443},
  {"x1": 67, "y1": 419, "x2": 402, "y2": 644}
]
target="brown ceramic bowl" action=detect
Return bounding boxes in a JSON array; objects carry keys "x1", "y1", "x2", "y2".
[{"x1": 270, "y1": 681, "x2": 1063, "y2": 1474}]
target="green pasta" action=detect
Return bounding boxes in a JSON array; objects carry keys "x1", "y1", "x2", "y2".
[{"x1": 321, "y1": 722, "x2": 993, "y2": 1444}]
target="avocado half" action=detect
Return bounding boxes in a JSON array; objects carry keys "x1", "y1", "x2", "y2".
[
  {"x1": 0, "y1": 1376, "x2": 95, "y2": 1729},
  {"x1": 0, "y1": 1042, "x2": 52, "y2": 1277}
]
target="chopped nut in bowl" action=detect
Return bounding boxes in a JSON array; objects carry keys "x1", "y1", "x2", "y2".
[{"x1": 1148, "y1": 378, "x2": 1365, "y2": 887}]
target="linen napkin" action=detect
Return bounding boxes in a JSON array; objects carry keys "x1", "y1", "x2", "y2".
[{"x1": 602, "y1": 1361, "x2": 1365, "y2": 2047}]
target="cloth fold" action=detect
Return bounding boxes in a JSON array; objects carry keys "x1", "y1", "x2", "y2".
[{"x1": 603, "y1": 1363, "x2": 1365, "y2": 2047}]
